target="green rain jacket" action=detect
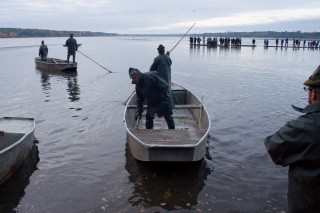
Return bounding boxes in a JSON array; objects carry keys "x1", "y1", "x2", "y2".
[
  {"x1": 135, "y1": 72, "x2": 172, "y2": 118},
  {"x1": 265, "y1": 103, "x2": 320, "y2": 213},
  {"x1": 149, "y1": 53, "x2": 172, "y2": 86}
]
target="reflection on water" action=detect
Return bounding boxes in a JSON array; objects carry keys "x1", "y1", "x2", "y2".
[
  {"x1": 125, "y1": 142, "x2": 212, "y2": 211},
  {"x1": 0, "y1": 143, "x2": 40, "y2": 212},
  {"x1": 37, "y1": 69, "x2": 80, "y2": 102}
]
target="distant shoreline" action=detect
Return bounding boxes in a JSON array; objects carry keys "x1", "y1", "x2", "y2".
[{"x1": 0, "y1": 28, "x2": 320, "y2": 39}]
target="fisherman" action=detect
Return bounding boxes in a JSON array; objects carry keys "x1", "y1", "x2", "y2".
[
  {"x1": 265, "y1": 65, "x2": 320, "y2": 212},
  {"x1": 129, "y1": 68, "x2": 175, "y2": 130},
  {"x1": 150, "y1": 44, "x2": 172, "y2": 88},
  {"x1": 39, "y1": 40, "x2": 48, "y2": 61},
  {"x1": 65, "y1": 34, "x2": 78, "y2": 63}
]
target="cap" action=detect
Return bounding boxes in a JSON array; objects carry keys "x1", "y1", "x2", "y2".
[
  {"x1": 157, "y1": 44, "x2": 165, "y2": 50},
  {"x1": 129, "y1": 67, "x2": 140, "y2": 78},
  {"x1": 304, "y1": 65, "x2": 320, "y2": 87}
]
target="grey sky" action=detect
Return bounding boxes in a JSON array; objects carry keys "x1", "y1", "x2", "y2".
[{"x1": 1, "y1": 0, "x2": 320, "y2": 34}]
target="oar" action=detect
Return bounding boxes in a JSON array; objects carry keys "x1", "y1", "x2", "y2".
[
  {"x1": 52, "y1": 58, "x2": 59, "y2": 64},
  {"x1": 168, "y1": 22, "x2": 196, "y2": 53},
  {"x1": 123, "y1": 90, "x2": 135, "y2": 105},
  {"x1": 77, "y1": 50, "x2": 113, "y2": 73}
]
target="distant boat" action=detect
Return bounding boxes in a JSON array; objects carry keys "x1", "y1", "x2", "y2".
[
  {"x1": 124, "y1": 83, "x2": 210, "y2": 162},
  {"x1": 35, "y1": 57, "x2": 77, "y2": 71},
  {"x1": 0, "y1": 117, "x2": 36, "y2": 185}
]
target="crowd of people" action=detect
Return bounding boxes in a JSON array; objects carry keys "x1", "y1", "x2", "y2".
[
  {"x1": 262, "y1": 37, "x2": 320, "y2": 49},
  {"x1": 189, "y1": 36, "x2": 320, "y2": 49},
  {"x1": 189, "y1": 36, "x2": 242, "y2": 47}
]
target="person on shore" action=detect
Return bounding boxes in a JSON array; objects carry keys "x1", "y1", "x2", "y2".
[
  {"x1": 264, "y1": 65, "x2": 320, "y2": 212},
  {"x1": 39, "y1": 40, "x2": 48, "y2": 61},
  {"x1": 65, "y1": 34, "x2": 78, "y2": 63},
  {"x1": 129, "y1": 68, "x2": 175, "y2": 130},
  {"x1": 149, "y1": 44, "x2": 172, "y2": 87}
]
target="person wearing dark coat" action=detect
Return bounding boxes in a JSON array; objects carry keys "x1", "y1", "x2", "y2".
[
  {"x1": 39, "y1": 40, "x2": 48, "y2": 61},
  {"x1": 129, "y1": 68, "x2": 175, "y2": 130},
  {"x1": 149, "y1": 44, "x2": 172, "y2": 87},
  {"x1": 265, "y1": 65, "x2": 320, "y2": 213},
  {"x1": 65, "y1": 34, "x2": 78, "y2": 63}
]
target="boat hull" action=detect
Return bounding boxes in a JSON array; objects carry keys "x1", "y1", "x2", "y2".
[
  {"x1": 124, "y1": 83, "x2": 210, "y2": 162},
  {"x1": 0, "y1": 117, "x2": 36, "y2": 185},
  {"x1": 35, "y1": 57, "x2": 77, "y2": 71}
]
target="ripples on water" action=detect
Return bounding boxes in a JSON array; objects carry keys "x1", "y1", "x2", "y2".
[{"x1": 0, "y1": 37, "x2": 319, "y2": 212}]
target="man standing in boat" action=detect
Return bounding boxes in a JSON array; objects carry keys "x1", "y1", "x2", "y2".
[
  {"x1": 265, "y1": 65, "x2": 320, "y2": 212},
  {"x1": 129, "y1": 68, "x2": 175, "y2": 130},
  {"x1": 65, "y1": 34, "x2": 77, "y2": 63},
  {"x1": 150, "y1": 44, "x2": 175, "y2": 107},
  {"x1": 39, "y1": 40, "x2": 48, "y2": 61},
  {"x1": 150, "y1": 44, "x2": 172, "y2": 88}
]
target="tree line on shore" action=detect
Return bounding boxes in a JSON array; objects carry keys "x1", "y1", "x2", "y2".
[
  {"x1": 0, "y1": 28, "x2": 319, "y2": 39},
  {"x1": 0, "y1": 28, "x2": 118, "y2": 38}
]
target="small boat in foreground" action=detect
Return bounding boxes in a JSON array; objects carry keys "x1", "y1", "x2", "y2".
[
  {"x1": 35, "y1": 57, "x2": 77, "y2": 71},
  {"x1": 124, "y1": 83, "x2": 210, "y2": 162},
  {"x1": 0, "y1": 117, "x2": 36, "y2": 185}
]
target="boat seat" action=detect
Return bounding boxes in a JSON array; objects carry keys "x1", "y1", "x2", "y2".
[
  {"x1": 129, "y1": 129, "x2": 207, "y2": 146},
  {"x1": 127, "y1": 104, "x2": 202, "y2": 109}
]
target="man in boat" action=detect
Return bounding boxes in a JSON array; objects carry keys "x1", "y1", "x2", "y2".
[
  {"x1": 264, "y1": 65, "x2": 320, "y2": 212},
  {"x1": 150, "y1": 44, "x2": 175, "y2": 106},
  {"x1": 129, "y1": 67, "x2": 175, "y2": 130},
  {"x1": 39, "y1": 40, "x2": 48, "y2": 61},
  {"x1": 65, "y1": 34, "x2": 78, "y2": 63},
  {"x1": 150, "y1": 44, "x2": 172, "y2": 86}
]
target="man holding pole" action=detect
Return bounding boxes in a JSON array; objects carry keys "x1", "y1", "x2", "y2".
[
  {"x1": 65, "y1": 34, "x2": 78, "y2": 63},
  {"x1": 150, "y1": 44, "x2": 172, "y2": 87}
]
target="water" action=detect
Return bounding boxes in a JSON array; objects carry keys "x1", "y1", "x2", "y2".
[{"x1": 0, "y1": 36, "x2": 319, "y2": 212}]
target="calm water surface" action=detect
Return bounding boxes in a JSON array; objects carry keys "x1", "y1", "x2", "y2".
[{"x1": 0, "y1": 37, "x2": 319, "y2": 212}]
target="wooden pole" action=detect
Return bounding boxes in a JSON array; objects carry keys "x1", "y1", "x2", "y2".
[
  {"x1": 77, "y1": 50, "x2": 113, "y2": 73},
  {"x1": 169, "y1": 22, "x2": 196, "y2": 53}
]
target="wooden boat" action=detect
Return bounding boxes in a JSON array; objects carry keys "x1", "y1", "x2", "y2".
[
  {"x1": 124, "y1": 83, "x2": 210, "y2": 162},
  {"x1": 0, "y1": 117, "x2": 36, "y2": 185},
  {"x1": 35, "y1": 57, "x2": 77, "y2": 71}
]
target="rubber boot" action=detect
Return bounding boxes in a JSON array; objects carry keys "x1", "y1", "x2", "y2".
[{"x1": 146, "y1": 114, "x2": 154, "y2": 129}]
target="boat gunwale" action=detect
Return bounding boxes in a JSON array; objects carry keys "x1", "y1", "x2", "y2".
[{"x1": 0, "y1": 117, "x2": 36, "y2": 154}]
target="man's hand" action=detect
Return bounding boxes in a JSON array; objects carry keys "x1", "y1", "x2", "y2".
[{"x1": 135, "y1": 111, "x2": 142, "y2": 121}]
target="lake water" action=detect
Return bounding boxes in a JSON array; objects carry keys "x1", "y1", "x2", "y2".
[{"x1": 0, "y1": 36, "x2": 319, "y2": 212}]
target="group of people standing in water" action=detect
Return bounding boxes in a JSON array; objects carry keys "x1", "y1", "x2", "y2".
[{"x1": 189, "y1": 36, "x2": 242, "y2": 47}]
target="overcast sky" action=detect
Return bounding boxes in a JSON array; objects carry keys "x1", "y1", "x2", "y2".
[{"x1": 1, "y1": 0, "x2": 320, "y2": 34}]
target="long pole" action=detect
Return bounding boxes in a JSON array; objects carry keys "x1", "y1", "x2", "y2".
[
  {"x1": 77, "y1": 50, "x2": 113, "y2": 73},
  {"x1": 123, "y1": 90, "x2": 135, "y2": 105},
  {"x1": 169, "y1": 22, "x2": 196, "y2": 53}
]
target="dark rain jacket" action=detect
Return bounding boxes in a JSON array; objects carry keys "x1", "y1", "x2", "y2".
[
  {"x1": 39, "y1": 44, "x2": 48, "y2": 57},
  {"x1": 135, "y1": 72, "x2": 172, "y2": 118},
  {"x1": 264, "y1": 103, "x2": 320, "y2": 213},
  {"x1": 65, "y1": 37, "x2": 77, "y2": 55},
  {"x1": 149, "y1": 53, "x2": 172, "y2": 86}
]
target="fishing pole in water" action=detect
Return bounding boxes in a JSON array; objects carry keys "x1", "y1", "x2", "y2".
[
  {"x1": 169, "y1": 22, "x2": 196, "y2": 53},
  {"x1": 77, "y1": 50, "x2": 113, "y2": 73}
]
